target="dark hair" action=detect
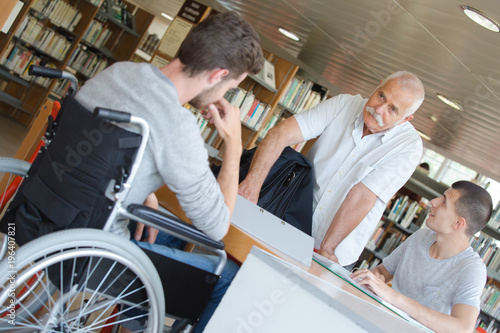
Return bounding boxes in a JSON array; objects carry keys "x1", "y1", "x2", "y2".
[
  {"x1": 419, "y1": 162, "x2": 430, "y2": 171},
  {"x1": 452, "y1": 181, "x2": 493, "y2": 235},
  {"x1": 176, "y1": 11, "x2": 264, "y2": 79}
]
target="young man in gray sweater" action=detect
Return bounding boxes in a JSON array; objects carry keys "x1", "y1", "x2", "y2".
[
  {"x1": 76, "y1": 11, "x2": 263, "y2": 332},
  {"x1": 351, "y1": 180, "x2": 493, "y2": 333}
]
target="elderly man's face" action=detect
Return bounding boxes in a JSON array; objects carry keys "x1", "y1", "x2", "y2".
[{"x1": 363, "y1": 79, "x2": 416, "y2": 134}]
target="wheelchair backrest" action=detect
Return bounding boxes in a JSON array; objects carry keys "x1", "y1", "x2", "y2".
[{"x1": 0, "y1": 95, "x2": 142, "y2": 246}]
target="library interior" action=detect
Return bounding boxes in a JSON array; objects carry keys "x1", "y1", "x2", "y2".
[{"x1": 1, "y1": 0, "x2": 500, "y2": 332}]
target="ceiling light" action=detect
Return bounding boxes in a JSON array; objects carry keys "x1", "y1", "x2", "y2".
[
  {"x1": 161, "y1": 12, "x2": 173, "y2": 21},
  {"x1": 416, "y1": 130, "x2": 431, "y2": 141},
  {"x1": 436, "y1": 93, "x2": 463, "y2": 111},
  {"x1": 460, "y1": 5, "x2": 500, "y2": 32},
  {"x1": 278, "y1": 27, "x2": 300, "y2": 41}
]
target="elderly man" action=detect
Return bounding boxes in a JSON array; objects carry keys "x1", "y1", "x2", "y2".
[
  {"x1": 239, "y1": 71, "x2": 425, "y2": 268},
  {"x1": 352, "y1": 181, "x2": 492, "y2": 333}
]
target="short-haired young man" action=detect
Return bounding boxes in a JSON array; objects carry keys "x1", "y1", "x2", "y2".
[
  {"x1": 75, "y1": 11, "x2": 264, "y2": 332},
  {"x1": 351, "y1": 181, "x2": 493, "y2": 333}
]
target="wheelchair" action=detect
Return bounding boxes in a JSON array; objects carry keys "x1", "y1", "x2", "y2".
[{"x1": 0, "y1": 66, "x2": 227, "y2": 332}]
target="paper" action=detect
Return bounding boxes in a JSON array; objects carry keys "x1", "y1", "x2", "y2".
[
  {"x1": 312, "y1": 253, "x2": 434, "y2": 333},
  {"x1": 157, "y1": 18, "x2": 193, "y2": 58}
]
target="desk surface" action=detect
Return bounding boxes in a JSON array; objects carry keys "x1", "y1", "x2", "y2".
[
  {"x1": 221, "y1": 223, "x2": 433, "y2": 332},
  {"x1": 155, "y1": 186, "x2": 431, "y2": 331},
  {"x1": 206, "y1": 247, "x2": 432, "y2": 333}
]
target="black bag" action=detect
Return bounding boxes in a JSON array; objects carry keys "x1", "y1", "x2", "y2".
[{"x1": 213, "y1": 146, "x2": 314, "y2": 235}]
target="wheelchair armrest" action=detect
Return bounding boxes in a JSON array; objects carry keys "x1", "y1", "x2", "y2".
[
  {"x1": 0, "y1": 157, "x2": 31, "y2": 176},
  {"x1": 127, "y1": 204, "x2": 225, "y2": 250}
]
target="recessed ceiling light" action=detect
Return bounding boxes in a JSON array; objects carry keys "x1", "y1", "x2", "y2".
[
  {"x1": 460, "y1": 5, "x2": 500, "y2": 32},
  {"x1": 278, "y1": 27, "x2": 300, "y2": 41},
  {"x1": 161, "y1": 12, "x2": 173, "y2": 21},
  {"x1": 416, "y1": 130, "x2": 431, "y2": 141},
  {"x1": 436, "y1": 93, "x2": 463, "y2": 111}
]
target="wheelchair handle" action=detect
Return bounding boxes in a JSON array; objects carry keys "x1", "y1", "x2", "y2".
[
  {"x1": 29, "y1": 65, "x2": 63, "y2": 79},
  {"x1": 94, "y1": 107, "x2": 132, "y2": 123},
  {"x1": 29, "y1": 65, "x2": 79, "y2": 96}
]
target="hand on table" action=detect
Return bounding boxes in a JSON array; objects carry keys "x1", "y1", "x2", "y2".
[{"x1": 350, "y1": 268, "x2": 395, "y2": 302}]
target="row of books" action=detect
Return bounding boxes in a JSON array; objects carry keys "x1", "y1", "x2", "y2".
[
  {"x1": 82, "y1": 20, "x2": 112, "y2": 48},
  {"x1": 52, "y1": 78, "x2": 72, "y2": 97},
  {"x1": 258, "y1": 108, "x2": 282, "y2": 140},
  {"x1": 471, "y1": 234, "x2": 500, "y2": 273},
  {"x1": 477, "y1": 313, "x2": 499, "y2": 333},
  {"x1": 357, "y1": 258, "x2": 381, "y2": 271},
  {"x1": 15, "y1": 15, "x2": 71, "y2": 61},
  {"x1": 488, "y1": 201, "x2": 500, "y2": 231},
  {"x1": 476, "y1": 317, "x2": 499, "y2": 333},
  {"x1": 279, "y1": 76, "x2": 326, "y2": 113},
  {"x1": 224, "y1": 88, "x2": 272, "y2": 131},
  {"x1": 31, "y1": 0, "x2": 83, "y2": 32},
  {"x1": 0, "y1": 43, "x2": 37, "y2": 80},
  {"x1": 379, "y1": 231, "x2": 407, "y2": 255},
  {"x1": 481, "y1": 284, "x2": 500, "y2": 320},
  {"x1": 365, "y1": 220, "x2": 386, "y2": 252},
  {"x1": 189, "y1": 105, "x2": 224, "y2": 152},
  {"x1": 386, "y1": 195, "x2": 422, "y2": 228},
  {"x1": 67, "y1": 45, "x2": 108, "y2": 78},
  {"x1": 0, "y1": 42, "x2": 92, "y2": 95}
]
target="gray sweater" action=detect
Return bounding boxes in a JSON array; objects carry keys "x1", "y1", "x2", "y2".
[{"x1": 75, "y1": 62, "x2": 229, "y2": 240}]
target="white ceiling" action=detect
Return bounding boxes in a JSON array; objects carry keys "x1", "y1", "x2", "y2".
[{"x1": 131, "y1": 0, "x2": 500, "y2": 182}]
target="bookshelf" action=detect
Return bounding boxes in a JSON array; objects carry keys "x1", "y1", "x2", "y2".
[
  {"x1": 0, "y1": 0, "x2": 153, "y2": 127},
  {"x1": 200, "y1": 56, "x2": 332, "y2": 163}
]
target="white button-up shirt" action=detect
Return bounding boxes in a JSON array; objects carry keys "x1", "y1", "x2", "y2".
[{"x1": 295, "y1": 94, "x2": 422, "y2": 265}]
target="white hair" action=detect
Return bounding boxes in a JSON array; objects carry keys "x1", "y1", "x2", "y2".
[{"x1": 376, "y1": 71, "x2": 425, "y2": 116}]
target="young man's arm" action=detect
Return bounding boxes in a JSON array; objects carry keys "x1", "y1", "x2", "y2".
[
  {"x1": 206, "y1": 99, "x2": 243, "y2": 228},
  {"x1": 238, "y1": 116, "x2": 304, "y2": 203},
  {"x1": 351, "y1": 266, "x2": 479, "y2": 333},
  {"x1": 318, "y1": 182, "x2": 378, "y2": 263}
]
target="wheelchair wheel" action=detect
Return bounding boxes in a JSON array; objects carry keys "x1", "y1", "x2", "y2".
[{"x1": 0, "y1": 228, "x2": 165, "y2": 332}]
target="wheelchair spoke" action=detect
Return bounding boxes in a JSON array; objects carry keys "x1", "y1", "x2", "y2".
[
  {"x1": 0, "y1": 229, "x2": 164, "y2": 332},
  {"x1": 72, "y1": 299, "x2": 150, "y2": 333},
  {"x1": 78, "y1": 259, "x2": 118, "y2": 317},
  {"x1": 76, "y1": 265, "x2": 129, "y2": 325}
]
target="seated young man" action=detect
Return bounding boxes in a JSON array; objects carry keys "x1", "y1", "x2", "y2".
[
  {"x1": 75, "y1": 11, "x2": 264, "y2": 333},
  {"x1": 351, "y1": 180, "x2": 492, "y2": 333}
]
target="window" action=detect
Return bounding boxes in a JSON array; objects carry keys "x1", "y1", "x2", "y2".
[
  {"x1": 420, "y1": 149, "x2": 445, "y2": 179},
  {"x1": 483, "y1": 178, "x2": 500, "y2": 209},
  {"x1": 439, "y1": 160, "x2": 478, "y2": 187}
]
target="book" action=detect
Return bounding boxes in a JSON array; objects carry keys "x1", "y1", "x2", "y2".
[{"x1": 312, "y1": 252, "x2": 434, "y2": 333}]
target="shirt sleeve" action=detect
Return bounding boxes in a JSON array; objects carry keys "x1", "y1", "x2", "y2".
[
  {"x1": 150, "y1": 105, "x2": 230, "y2": 241},
  {"x1": 361, "y1": 127, "x2": 423, "y2": 204},
  {"x1": 382, "y1": 231, "x2": 413, "y2": 275},
  {"x1": 294, "y1": 94, "x2": 355, "y2": 141}
]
